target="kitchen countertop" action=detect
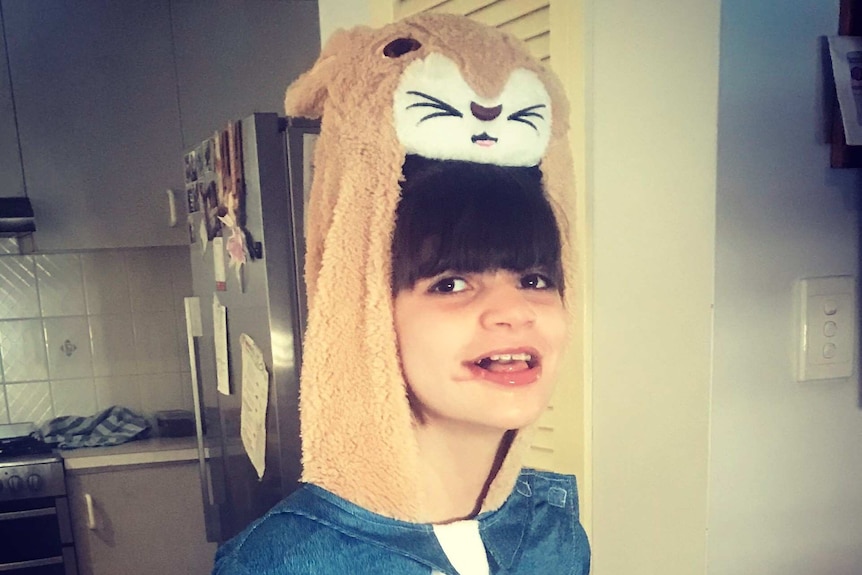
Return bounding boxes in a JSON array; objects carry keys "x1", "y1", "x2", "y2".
[{"x1": 61, "y1": 436, "x2": 200, "y2": 472}]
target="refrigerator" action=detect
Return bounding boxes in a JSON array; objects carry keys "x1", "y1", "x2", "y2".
[{"x1": 183, "y1": 112, "x2": 318, "y2": 543}]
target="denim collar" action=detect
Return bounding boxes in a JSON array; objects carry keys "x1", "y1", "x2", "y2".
[{"x1": 278, "y1": 471, "x2": 533, "y2": 573}]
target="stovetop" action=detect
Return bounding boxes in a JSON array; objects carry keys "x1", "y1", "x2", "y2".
[
  {"x1": 0, "y1": 435, "x2": 55, "y2": 459},
  {"x1": 0, "y1": 422, "x2": 56, "y2": 464}
]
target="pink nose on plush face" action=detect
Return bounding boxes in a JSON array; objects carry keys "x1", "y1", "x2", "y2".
[{"x1": 470, "y1": 101, "x2": 503, "y2": 121}]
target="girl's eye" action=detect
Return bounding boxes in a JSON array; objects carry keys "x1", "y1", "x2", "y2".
[
  {"x1": 429, "y1": 277, "x2": 468, "y2": 294},
  {"x1": 520, "y1": 273, "x2": 553, "y2": 290}
]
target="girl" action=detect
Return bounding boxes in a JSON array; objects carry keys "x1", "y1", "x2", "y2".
[{"x1": 214, "y1": 13, "x2": 590, "y2": 575}]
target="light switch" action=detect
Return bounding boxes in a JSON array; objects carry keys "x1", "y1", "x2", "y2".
[{"x1": 796, "y1": 276, "x2": 856, "y2": 381}]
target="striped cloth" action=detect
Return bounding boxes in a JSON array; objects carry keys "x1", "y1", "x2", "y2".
[{"x1": 38, "y1": 405, "x2": 150, "y2": 449}]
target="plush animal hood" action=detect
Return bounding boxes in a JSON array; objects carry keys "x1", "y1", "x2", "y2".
[{"x1": 285, "y1": 12, "x2": 575, "y2": 522}]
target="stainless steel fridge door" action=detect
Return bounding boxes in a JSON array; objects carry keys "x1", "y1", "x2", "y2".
[{"x1": 187, "y1": 113, "x2": 318, "y2": 543}]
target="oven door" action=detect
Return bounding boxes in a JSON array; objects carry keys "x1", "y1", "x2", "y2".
[{"x1": 0, "y1": 497, "x2": 76, "y2": 574}]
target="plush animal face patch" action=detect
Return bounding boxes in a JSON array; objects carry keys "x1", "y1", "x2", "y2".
[{"x1": 393, "y1": 53, "x2": 552, "y2": 167}]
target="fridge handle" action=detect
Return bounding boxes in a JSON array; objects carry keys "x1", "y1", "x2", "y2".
[{"x1": 184, "y1": 297, "x2": 214, "y2": 506}]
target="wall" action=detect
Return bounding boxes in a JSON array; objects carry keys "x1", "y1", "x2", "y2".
[
  {"x1": 708, "y1": 1, "x2": 862, "y2": 573},
  {"x1": 0, "y1": 242, "x2": 193, "y2": 424},
  {"x1": 588, "y1": 1, "x2": 720, "y2": 573},
  {"x1": 317, "y1": 0, "x2": 371, "y2": 44}
]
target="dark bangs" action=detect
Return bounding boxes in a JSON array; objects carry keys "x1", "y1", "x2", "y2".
[{"x1": 391, "y1": 155, "x2": 564, "y2": 293}]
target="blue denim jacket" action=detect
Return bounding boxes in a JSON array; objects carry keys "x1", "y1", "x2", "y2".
[{"x1": 212, "y1": 468, "x2": 590, "y2": 574}]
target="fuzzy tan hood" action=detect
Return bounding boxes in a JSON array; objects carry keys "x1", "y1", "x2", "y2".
[{"x1": 285, "y1": 12, "x2": 575, "y2": 522}]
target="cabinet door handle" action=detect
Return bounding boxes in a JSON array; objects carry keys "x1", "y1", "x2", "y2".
[{"x1": 84, "y1": 493, "x2": 96, "y2": 530}]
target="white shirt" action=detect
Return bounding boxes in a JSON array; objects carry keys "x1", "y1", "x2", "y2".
[{"x1": 431, "y1": 520, "x2": 490, "y2": 575}]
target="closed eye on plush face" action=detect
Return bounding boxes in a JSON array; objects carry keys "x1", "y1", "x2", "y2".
[{"x1": 393, "y1": 53, "x2": 552, "y2": 167}]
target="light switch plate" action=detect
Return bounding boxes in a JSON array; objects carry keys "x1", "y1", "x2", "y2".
[{"x1": 796, "y1": 276, "x2": 856, "y2": 381}]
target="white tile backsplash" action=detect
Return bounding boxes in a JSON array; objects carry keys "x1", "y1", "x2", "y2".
[
  {"x1": 44, "y1": 316, "x2": 94, "y2": 380},
  {"x1": 82, "y1": 251, "x2": 130, "y2": 314},
  {"x1": 0, "y1": 318, "x2": 49, "y2": 382},
  {"x1": 127, "y1": 249, "x2": 175, "y2": 314},
  {"x1": 6, "y1": 381, "x2": 54, "y2": 424},
  {"x1": 0, "y1": 256, "x2": 39, "y2": 319},
  {"x1": 0, "y1": 246, "x2": 190, "y2": 424},
  {"x1": 139, "y1": 372, "x2": 187, "y2": 413},
  {"x1": 35, "y1": 254, "x2": 86, "y2": 316},
  {"x1": 0, "y1": 386, "x2": 8, "y2": 424},
  {"x1": 89, "y1": 314, "x2": 137, "y2": 376},
  {"x1": 0, "y1": 238, "x2": 19, "y2": 255},
  {"x1": 133, "y1": 310, "x2": 182, "y2": 374},
  {"x1": 51, "y1": 378, "x2": 97, "y2": 417},
  {"x1": 95, "y1": 375, "x2": 143, "y2": 412}
]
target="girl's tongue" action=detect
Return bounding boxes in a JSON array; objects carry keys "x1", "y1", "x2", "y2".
[{"x1": 476, "y1": 353, "x2": 533, "y2": 373}]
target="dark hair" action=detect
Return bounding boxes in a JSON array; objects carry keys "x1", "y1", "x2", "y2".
[{"x1": 391, "y1": 155, "x2": 564, "y2": 293}]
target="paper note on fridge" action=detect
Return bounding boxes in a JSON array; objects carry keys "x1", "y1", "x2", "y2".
[
  {"x1": 240, "y1": 333, "x2": 269, "y2": 480},
  {"x1": 829, "y1": 36, "x2": 862, "y2": 145},
  {"x1": 213, "y1": 294, "x2": 230, "y2": 395}
]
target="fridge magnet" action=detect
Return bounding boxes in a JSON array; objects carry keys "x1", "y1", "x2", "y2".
[
  {"x1": 219, "y1": 212, "x2": 248, "y2": 292},
  {"x1": 200, "y1": 137, "x2": 215, "y2": 175},
  {"x1": 187, "y1": 185, "x2": 199, "y2": 214},
  {"x1": 198, "y1": 180, "x2": 221, "y2": 240},
  {"x1": 240, "y1": 333, "x2": 269, "y2": 480},
  {"x1": 213, "y1": 294, "x2": 230, "y2": 395},
  {"x1": 216, "y1": 121, "x2": 246, "y2": 230},
  {"x1": 213, "y1": 236, "x2": 227, "y2": 291},
  {"x1": 183, "y1": 149, "x2": 198, "y2": 184}
]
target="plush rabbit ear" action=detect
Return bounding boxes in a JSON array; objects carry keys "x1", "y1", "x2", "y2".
[{"x1": 285, "y1": 28, "x2": 363, "y2": 118}]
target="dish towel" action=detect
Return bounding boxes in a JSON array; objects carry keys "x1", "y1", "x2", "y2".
[{"x1": 38, "y1": 405, "x2": 150, "y2": 449}]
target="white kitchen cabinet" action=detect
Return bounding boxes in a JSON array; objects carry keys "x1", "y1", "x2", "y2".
[
  {"x1": 0, "y1": 6, "x2": 25, "y2": 199},
  {"x1": 2, "y1": 0, "x2": 187, "y2": 250},
  {"x1": 0, "y1": 0, "x2": 320, "y2": 249},
  {"x1": 66, "y1": 460, "x2": 216, "y2": 575}
]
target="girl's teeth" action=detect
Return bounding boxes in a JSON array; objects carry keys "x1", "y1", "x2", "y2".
[{"x1": 488, "y1": 353, "x2": 531, "y2": 363}]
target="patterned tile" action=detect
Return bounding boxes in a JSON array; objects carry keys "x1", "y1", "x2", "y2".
[
  {"x1": 50, "y1": 378, "x2": 97, "y2": 417},
  {"x1": 6, "y1": 382, "x2": 53, "y2": 424},
  {"x1": 36, "y1": 254, "x2": 86, "y2": 316},
  {"x1": 82, "y1": 251, "x2": 131, "y2": 315},
  {"x1": 0, "y1": 247, "x2": 194, "y2": 420},
  {"x1": 0, "y1": 386, "x2": 8, "y2": 424},
  {"x1": 89, "y1": 314, "x2": 137, "y2": 376},
  {"x1": 0, "y1": 256, "x2": 39, "y2": 319},
  {"x1": 95, "y1": 375, "x2": 142, "y2": 413},
  {"x1": 0, "y1": 239, "x2": 19, "y2": 255},
  {"x1": 0, "y1": 319, "x2": 48, "y2": 382},
  {"x1": 44, "y1": 316, "x2": 94, "y2": 380}
]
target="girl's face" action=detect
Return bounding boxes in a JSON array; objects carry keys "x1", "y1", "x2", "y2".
[{"x1": 393, "y1": 268, "x2": 568, "y2": 435}]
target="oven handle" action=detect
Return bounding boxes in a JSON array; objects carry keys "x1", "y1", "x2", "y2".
[
  {"x1": 0, "y1": 556, "x2": 64, "y2": 572},
  {"x1": 85, "y1": 493, "x2": 96, "y2": 530},
  {"x1": 0, "y1": 507, "x2": 56, "y2": 521}
]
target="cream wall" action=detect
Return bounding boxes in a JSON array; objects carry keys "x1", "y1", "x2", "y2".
[
  {"x1": 316, "y1": 0, "x2": 371, "y2": 44},
  {"x1": 588, "y1": 1, "x2": 719, "y2": 574}
]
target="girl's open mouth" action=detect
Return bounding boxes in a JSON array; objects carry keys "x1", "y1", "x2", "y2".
[{"x1": 468, "y1": 351, "x2": 541, "y2": 386}]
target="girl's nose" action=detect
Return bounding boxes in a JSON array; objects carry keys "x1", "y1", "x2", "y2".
[{"x1": 479, "y1": 285, "x2": 536, "y2": 329}]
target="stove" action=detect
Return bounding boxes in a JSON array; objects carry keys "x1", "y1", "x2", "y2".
[
  {"x1": 0, "y1": 433, "x2": 55, "y2": 458},
  {"x1": 0, "y1": 422, "x2": 78, "y2": 574}
]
